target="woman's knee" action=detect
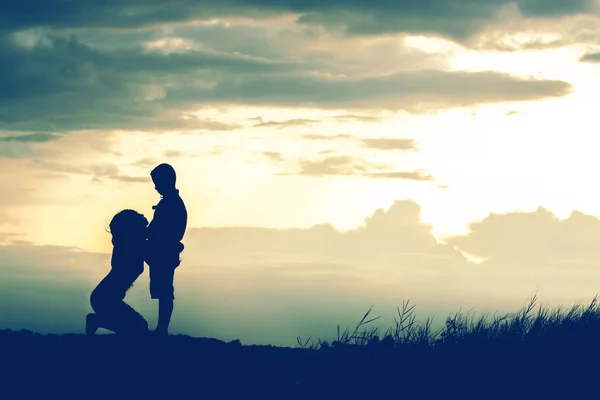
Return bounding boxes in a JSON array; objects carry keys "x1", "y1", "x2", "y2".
[
  {"x1": 90, "y1": 289, "x2": 101, "y2": 312},
  {"x1": 91, "y1": 291, "x2": 118, "y2": 315}
]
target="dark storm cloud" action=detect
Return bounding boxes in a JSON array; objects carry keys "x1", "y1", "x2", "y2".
[
  {"x1": 295, "y1": 0, "x2": 595, "y2": 40},
  {"x1": 0, "y1": 30, "x2": 571, "y2": 133},
  {"x1": 1, "y1": 0, "x2": 595, "y2": 41},
  {"x1": 0, "y1": 1, "x2": 580, "y2": 134},
  {"x1": 171, "y1": 70, "x2": 572, "y2": 110},
  {"x1": 0, "y1": 32, "x2": 303, "y2": 132},
  {"x1": 0, "y1": 0, "x2": 260, "y2": 32}
]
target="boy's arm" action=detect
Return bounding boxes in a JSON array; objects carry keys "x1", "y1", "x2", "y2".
[
  {"x1": 146, "y1": 218, "x2": 155, "y2": 240},
  {"x1": 146, "y1": 202, "x2": 161, "y2": 240},
  {"x1": 146, "y1": 202, "x2": 184, "y2": 243}
]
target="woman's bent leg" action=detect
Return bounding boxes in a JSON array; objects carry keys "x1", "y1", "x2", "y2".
[{"x1": 116, "y1": 301, "x2": 149, "y2": 336}]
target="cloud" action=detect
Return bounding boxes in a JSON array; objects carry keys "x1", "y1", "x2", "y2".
[
  {"x1": 195, "y1": 145, "x2": 238, "y2": 157},
  {"x1": 0, "y1": 200, "x2": 466, "y2": 344},
  {"x1": 330, "y1": 114, "x2": 384, "y2": 123},
  {"x1": 30, "y1": 160, "x2": 148, "y2": 184},
  {"x1": 366, "y1": 171, "x2": 434, "y2": 181},
  {"x1": 176, "y1": 70, "x2": 571, "y2": 111},
  {"x1": 293, "y1": 155, "x2": 433, "y2": 181},
  {"x1": 0, "y1": 132, "x2": 61, "y2": 143},
  {"x1": 262, "y1": 151, "x2": 285, "y2": 162},
  {"x1": 579, "y1": 51, "x2": 600, "y2": 62},
  {"x1": 0, "y1": 213, "x2": 19, "y2": 225},
  {"x1": 181, "y1": 119, "x2": 243, "y2": 132},
  {"x1": 6, "y1": 199, "x2": 600, "y2": 345},
  {"x1": 132, "y1": 157, "x2": 159, "y2": 168},
  {"x1": 302, "y1": 134, "x2": 353, "y2": 141},
  {"x1": 446, "y1": 207, "x2": 600, "y2": 267},
  {"x1": 0, "y1": 31, "x2": 304, "y2": 132},
  {"x1": 362, "y1": 138, "x2": 417, "y2": 151},
  {"x1": 0, "y1": 161, "x2": 61, "y2": 206},
  {"x1": 253, "y1": 119, "x2": 318, "y2": 129},
  {"x1": 91, "y1": 164, "x2": 148, "y2": 183},
  {"x1": 296, "y1": 155, "x2": 375, "y2": 176},
  {"x1": 293, "y1": 0, "x2": 596, "y2": 41},
  {"x1": 185, "y1": 200, "x2": 463, "y2": 267},
  {"x1": 2, "y1": 0, "x2": 596, "y2": 43},
  {"x1": 469, "y1": 11, "x2": 600, "y2": 51},
  {"x1": 0, "y1": 131, "x2": 64, "y2": 158},
  {"x1": 177, "y1": 200, "x2": 600, "y2": 319},
  {"x1": 0, "y1": 11, "x2": 577, "y2": 136},
  {"x1": 164, "y1": 150, "x2": 186, "y2": 158}
]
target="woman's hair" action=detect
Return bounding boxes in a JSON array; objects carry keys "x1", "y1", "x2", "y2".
[{"x1": 109, "y1": 209, "x2": 148, "y2": 245}]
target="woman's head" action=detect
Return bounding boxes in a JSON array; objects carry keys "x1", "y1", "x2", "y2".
[{"x1": 109, "y1": 209, "x2": 148, "y2": 245}]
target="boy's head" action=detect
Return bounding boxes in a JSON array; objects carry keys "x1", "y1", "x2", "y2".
[
  {"x1": 151, "y1": 163, "x2": 177, "y2": 196},
  {"x1": 109, "y1": 209, "x2": 148, "y2": 245}
]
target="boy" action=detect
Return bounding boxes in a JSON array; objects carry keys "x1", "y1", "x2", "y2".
[
  {"x1": 86, "y1": 209, "x2": 150, "y2": 336},
  {"x1": 146, "y1": 163, "x2": 187, "y2": 336}
]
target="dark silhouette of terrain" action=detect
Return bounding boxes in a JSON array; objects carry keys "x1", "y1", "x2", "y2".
[{"x1": 2, "y1": 295, "x2": 599, "y2": 398}]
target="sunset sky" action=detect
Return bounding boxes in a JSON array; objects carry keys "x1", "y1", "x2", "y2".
[{"x1": 2, "y1": 0, "x2": 600, "y2": 346}]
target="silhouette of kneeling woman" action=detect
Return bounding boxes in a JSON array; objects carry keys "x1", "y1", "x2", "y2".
[{"x1": 86, "y1": 209, "x2": 149, "y2": 336}]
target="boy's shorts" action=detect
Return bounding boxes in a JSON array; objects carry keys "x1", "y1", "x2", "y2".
[{"x1": 149, "y1": 264, "x2": 176, "y2": 300}]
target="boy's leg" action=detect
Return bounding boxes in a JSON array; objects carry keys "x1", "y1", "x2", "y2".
[
  {"x1": 156, "y1": 298, "x2": 174, "y2": 335},
  {"x1": 149, "y1": 264, "x2": 176, "y2": 335}
]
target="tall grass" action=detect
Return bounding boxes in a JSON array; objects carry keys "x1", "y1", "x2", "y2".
[{"x1": 296, "y1": 294, "x2": 600, "y2": 352}]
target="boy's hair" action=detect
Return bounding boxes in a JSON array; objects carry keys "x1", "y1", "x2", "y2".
[
  {"x1": 151, "y1": 163, "x2": 176, "y2": 185},
  {"x1": 109, "y1": 209, "x2": 148, "y2": 245}
]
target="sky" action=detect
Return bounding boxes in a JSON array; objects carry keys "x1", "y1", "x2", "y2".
[{"x1": 2, "y1": 0, "x2": 600, "y2": 346}]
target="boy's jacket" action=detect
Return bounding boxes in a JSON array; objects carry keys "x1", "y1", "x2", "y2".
[{"x1": 146, "y1": 189, "x2": 187, "y2": 266}]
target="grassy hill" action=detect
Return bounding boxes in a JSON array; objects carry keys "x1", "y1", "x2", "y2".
[{"x1": 2, "y1": 295, "x2": 599, "y2": 398}]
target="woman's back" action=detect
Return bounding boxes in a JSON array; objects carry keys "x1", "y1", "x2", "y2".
[{"x1": 91, "y1": 210, "x2": 148, "y2": 308}]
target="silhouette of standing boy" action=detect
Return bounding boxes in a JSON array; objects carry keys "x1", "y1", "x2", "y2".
[{"x1": 146, "y1": 163, "x2": 187, "y2": 336}]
